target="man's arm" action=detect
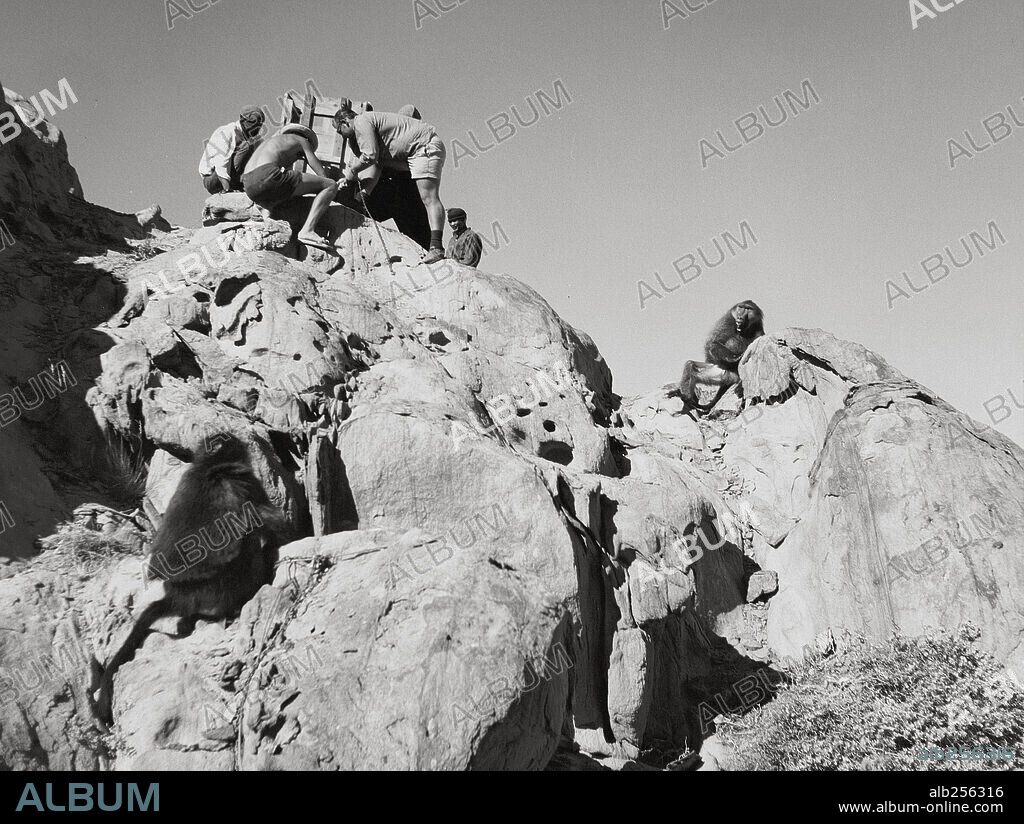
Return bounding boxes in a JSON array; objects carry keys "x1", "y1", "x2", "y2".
[
  {"x1": 345, "y1": 117, "x2": 380, "y2": 179},
  {"x1": 201, "y1": 124, "x2": 236, "y2": 187},
  {"x1": 461, "y1": 233, "x2": 483, "y2": 267},
  {"x1": 301, "y1": 139, "x2": 327, "y2": 177},
  {"x1": 213, "y1": 125, "x2": 236, "y2": 183}
]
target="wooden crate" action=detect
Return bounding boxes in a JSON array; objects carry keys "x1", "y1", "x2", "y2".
[{"x1": 281, "y1": 92, "x2": 348, "y2": 176}]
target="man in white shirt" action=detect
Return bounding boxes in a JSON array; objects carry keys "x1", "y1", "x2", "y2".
[{"x1": 199, "y1": 106, "x2": 265, "y2": 195}]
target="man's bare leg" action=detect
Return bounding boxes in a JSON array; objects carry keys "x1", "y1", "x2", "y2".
[
  {"x1": 293, "y1": 174, "x2": 339, "y2": 249},
  {"x1": 415, "y1": 177, "x2": 445, "y2": 263},
  {"x1": 415, "y1": 177, "x2": 445, "y2": 234}
]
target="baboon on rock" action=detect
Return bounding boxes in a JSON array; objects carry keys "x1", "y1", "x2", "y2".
[
  {"x1": 93, "y1": 434, "x2": 284, "y2": 723},
  {"x1": 678, "y1": 300, "x2": 765, "y2": 411}
]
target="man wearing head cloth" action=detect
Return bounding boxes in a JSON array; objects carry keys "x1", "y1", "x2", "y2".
[
  {"x1": 444, "y1": 208, "x2": 483, "y2": 267},
  {"x1": 199, "y1": 105, "x2": 266, "y2": 194}
]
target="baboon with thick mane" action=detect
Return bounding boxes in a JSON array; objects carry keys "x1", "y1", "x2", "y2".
[
  {"x1": 678, "y1": 299, "x2": 765, "y2": 411},
  {"x1": 94, "y1": 433, "x2": 285, "y2": 723}
]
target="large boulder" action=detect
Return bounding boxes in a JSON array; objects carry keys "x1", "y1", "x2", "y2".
[{"x1": 764, "y1": 378, "x2": 1024, "y2": 678}]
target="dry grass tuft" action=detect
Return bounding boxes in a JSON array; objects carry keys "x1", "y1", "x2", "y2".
[{"x1": 717, "y1": 626, "x2": 1024, "y2": 771}]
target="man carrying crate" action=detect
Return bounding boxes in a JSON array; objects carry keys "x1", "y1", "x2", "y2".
[{"x1": 333, "y1": 104, "x2": 448, "y2": 264}]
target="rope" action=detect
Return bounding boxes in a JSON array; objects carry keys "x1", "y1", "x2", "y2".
[{"x1": 355, "y1": 178, "x2": 397, "y2": 278}]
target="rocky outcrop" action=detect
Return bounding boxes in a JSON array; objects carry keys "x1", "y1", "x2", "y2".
[
  {"x1": 762, "y1": 372, "x2": 1024, "y2": 678},
  {"x1": 0, "y1": 83, "x2": 170, "y2": 245},
  {"x1": 0, "y1": 86, "x2": 84, "y2": 238},
  {"x1": 625, "y1": 331, "x2": 1024, "y2": 683},
  {"x1": 1, "y1": 92, "x2": 1022, "y2": 771},
  {"x1": 0, "y1": 84, "x2": 179, "y2": 565}
]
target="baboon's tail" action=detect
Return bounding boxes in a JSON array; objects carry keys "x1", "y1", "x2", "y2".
[{"x1": 93, "y1": 599, "x2": 171, "y2": 724}]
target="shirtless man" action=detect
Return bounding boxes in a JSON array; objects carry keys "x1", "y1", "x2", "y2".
[{"x1": 241, "y1": 124, "x2": 340, "y2": 251}]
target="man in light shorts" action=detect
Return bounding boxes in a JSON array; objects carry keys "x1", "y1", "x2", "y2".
[{"x1": 333, "y1": 105, "x2": 447, "y2": 264}]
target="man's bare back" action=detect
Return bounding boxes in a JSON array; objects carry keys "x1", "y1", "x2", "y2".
[
  {"x1": 244, "y1": 134, "x2": 308, "y2": 174},
  {"x1": 239, "y1": 129, "x2": 341, "y2": 252}
]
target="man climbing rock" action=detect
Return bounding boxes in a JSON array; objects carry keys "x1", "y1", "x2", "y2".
[
  {"x1": 333, "y1": 104, "x2": 447, "y2": 264},
  {"x1": 198, "y1": 105, "x2": 265, "y2": 194},
  {"x1": 445, "y1": 208, "x2": 483, "y2": 267},
  {"x1": 240, "y1": 124, "x2": 340, "y2": 251}
]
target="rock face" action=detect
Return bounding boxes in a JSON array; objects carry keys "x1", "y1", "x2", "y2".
[
  {"x1": 0, "y1": 83, "x2": 179, "y2": 564},
  {"x1": 1, "y1": 92, "x2": 1023, "y2": 771},
  {"x1": 762, "y1": 374, "x2": 1024, "y2": 677},
  {"x1": 1, "y1": 84, "x2": 170, "y2": 245},
  {"x1": 0, "y1": 86, "x2": 84, "y2": 239}
]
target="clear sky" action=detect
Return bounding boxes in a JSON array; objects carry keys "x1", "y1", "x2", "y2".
[{"x1": 3, "y1": 0, "x2": 1022, "y2": 444}]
